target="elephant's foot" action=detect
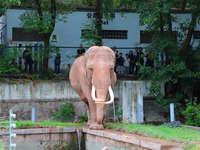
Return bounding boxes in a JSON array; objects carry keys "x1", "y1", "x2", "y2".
[
  {"x1": 86, "y1": 122, "x2": 91, "y2": 126},
  {"x1": 89, "y1": 123, "x2": 104, "y2": 130},
  {"x1": 86, "y1": 120, "x2": 92, "y2": 126}
]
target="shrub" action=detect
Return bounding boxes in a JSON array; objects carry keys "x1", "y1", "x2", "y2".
[
  {"x1": 79, "y1": 113, "x2": 88, "y2": 122},
  {"x1": 162, "y1": 121, "x2": 182, "y2": 128},
  {"x1": 20, "y1": 74, "x2": 40, "y2": 80},
  {"x1": 182, "y1": 97, "x2": 200, "y2": 127},
  {"x1": 53, "y1": 101, "x2": 75, "y2": 122},
  {"x1": 115, "y1": 108, "x2": 123, "y2": 122}
]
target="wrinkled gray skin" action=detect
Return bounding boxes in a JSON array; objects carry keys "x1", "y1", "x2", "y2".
[{"x1": 69, "y1": 46, "x2": 117, "y2": 130}]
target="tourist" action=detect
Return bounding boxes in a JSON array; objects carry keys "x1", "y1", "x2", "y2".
[
  {"x1": 117, "y1": 53, "x2": 125, "y2": 75},
  {"x1": 124, "y1": 54, "x2": 130, "y2": 75},
  {"x1": 54, "y1": 49, "x2": 61, "y2": 74}
]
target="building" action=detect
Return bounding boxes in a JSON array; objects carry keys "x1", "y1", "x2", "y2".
[{"x1": 0, "y1": 6, "x2": 200, "y2": 71}]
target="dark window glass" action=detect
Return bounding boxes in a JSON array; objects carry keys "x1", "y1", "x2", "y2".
[
  {"x1": 140, "y1": 30, "x2": 177, "y2": 43},
  {"x1": 82, "y1": 29, "x2": 128, "y2": 39},
  {"x1": 12, "y1": 28, "x2": 44, "y2": 41},
  {"x1": 140, "y1": 31, "x2": 153, "y2": 44},
  {"x1": 193, "y1": 31, "x2": 200, "y2": 39}
]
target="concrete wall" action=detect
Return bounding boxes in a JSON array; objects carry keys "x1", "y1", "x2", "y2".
[
  {"x1": 1, "y1": 128, "x2": 80, "y2": 150},
  {"x1": 0, "y1": 15, "x2": 6, "y2": 44},
  {"x1": 1, "y1": 127, "x2": 183, "y2": 150},
  {"x1": 0, "y1": 80, "x2": 166, "y2": 122}
]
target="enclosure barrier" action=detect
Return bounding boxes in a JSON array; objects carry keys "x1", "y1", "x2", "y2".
[{"x1": 9, "y1": 109, "x2": 17, "y2": 150}]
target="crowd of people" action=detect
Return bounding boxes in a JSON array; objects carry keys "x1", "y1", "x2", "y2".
[
  {"x1": 9, "y1": 44, "x2": 154, "y2": 76},
  {"x1": 112, "y1": 46, "x2": 154, "y2": 76}
]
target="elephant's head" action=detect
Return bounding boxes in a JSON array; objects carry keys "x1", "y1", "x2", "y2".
[{"x1": 83, "y1": 46, "x2": 116, "y2": 124}]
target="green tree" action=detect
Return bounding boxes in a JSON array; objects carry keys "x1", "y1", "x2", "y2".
[
  {"x1": 20, "y1": 0, "x2": 74, "y2": 70},
  {"x1": 135, "y1": 0, "x2": 200, "y2": 115},
  {"x1": 0, "y1": 44, "x2": 20, "y2": 75},
  {"x1": 0, "y1": 0, "x2": 20, "y2": 15}
]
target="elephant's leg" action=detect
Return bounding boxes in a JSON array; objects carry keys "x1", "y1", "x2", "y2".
[
  {"x1": 87, "y1": 100, "x2": 103, "y2": 130},
  {"x1": 86, "y1": 104, "x2": 92, "y2": 126}
]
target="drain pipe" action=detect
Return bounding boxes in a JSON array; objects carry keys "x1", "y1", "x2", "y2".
[
  {"x1": 170, "y1": 103, "x2": 175, "y2": 122},
  {"x1": 31, "y1": 107, "x2": 36, "y2": 122}
]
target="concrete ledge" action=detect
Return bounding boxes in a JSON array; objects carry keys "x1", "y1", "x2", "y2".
[
  {"x1": 1, "y1": 127, "x2": 185, "y2": 150},
  {"x1": 1, "y1": 127, "x2": 76, "y2": 136},
  {"x1": 83, "y1": 127, "x2": 184, "y2": 150},
  {"x1": 184, "y1": 125, "x2": 200, "y2": 131}
]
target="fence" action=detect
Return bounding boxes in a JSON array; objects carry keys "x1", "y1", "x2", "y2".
[{"x1": 1, "y1": 45, "x2": 165, "y2": 76}]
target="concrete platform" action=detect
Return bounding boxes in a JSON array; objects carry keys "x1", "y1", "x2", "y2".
[
  {"x1": 83, "y1": 127, "x2": 184, "y2": 150},
  {"x1": 0, "y1": 127, "x2": 186, "y2": 150}
]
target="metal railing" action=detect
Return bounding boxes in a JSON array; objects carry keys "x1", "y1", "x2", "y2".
[{"x1": 1, "y1": 45, "x2": 164, "y2": 77}]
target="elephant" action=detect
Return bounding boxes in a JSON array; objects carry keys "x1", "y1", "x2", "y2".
[{"x1": 69, "y1": 46, "x2": 117, "y2": 130}]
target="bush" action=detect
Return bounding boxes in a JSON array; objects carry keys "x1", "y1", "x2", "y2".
[
  {"x1": 162, "y1": 121, "x2": 182, "y2": 128},
  {"x1": 115, "y1": 108, "x2": 123, "y2": 122},
  {"x1": 182, "y1": 97, "x2": 200, "y2": 127},
  {"x1": 53, "y1": 101, "x2": 75, "y2": 122},
  {"x1": 79, "y1": 113, "x2": 88, "y2": 122},
  {"x1": 20, "y1": 74, "x2": 40, "y2": 80}
]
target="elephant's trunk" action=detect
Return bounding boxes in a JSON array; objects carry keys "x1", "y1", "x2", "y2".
[{"x1": 96, "y1": 104, "x2": 105, "y2": 125}]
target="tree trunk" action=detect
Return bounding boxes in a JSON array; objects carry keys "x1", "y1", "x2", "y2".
[
  {"x1": 182, "y1": 12, "x2": 197, "y2": 52},
  {"x1": 43, "y1": 36, "x2": 50, "y2": 71},
  {"x1": 35, "y1": 0, "x2": 56, "y2": 71},
  {"x1": 95, "y1": 0, "x2": 102, "y2": 46}
]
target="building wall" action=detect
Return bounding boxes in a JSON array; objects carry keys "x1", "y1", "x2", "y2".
[
  {"x1": 5, "y1": 9, "x2": 141, "y2": 70},
  {"x1": 0, "y1": 15, "x2": 6, "y2": 44},
  {"x1": 4, "y1": 8, "x2": 200, "y2": 70},
  {"x1": 6, "y1": 9, "x2": 140, "y2": 47}
]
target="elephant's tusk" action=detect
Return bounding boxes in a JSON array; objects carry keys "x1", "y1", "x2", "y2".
[
  {"x1": 91, "y1": 85, "x2": 105, "y2": 102},
  {"x1": 95, "y1": 85, "x2": 114, "y2": 104}
]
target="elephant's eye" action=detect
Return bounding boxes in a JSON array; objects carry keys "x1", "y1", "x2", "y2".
[{"x1": 89, "y1": 67, "x2": 93, "y2": 71}]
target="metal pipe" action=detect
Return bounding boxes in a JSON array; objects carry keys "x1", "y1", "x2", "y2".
[
  {"x1": 31, "y1": 107, "x2": 36, "y2": 122},
  {"x1": 170, "y1": 103, "x2": 175, "y2": 122}
]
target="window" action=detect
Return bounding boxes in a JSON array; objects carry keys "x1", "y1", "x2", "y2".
[
  {"x1": 102, "y1": 30, "x2": 127, "y2": 39},
  {"x1": 140, "y1": 31, "x2": 153, "y2": 44},
  {"x1": 12, "y1": 28, "x2": 44, "y2": 41},
  {"x1": 140, "y1": 30, "x2": 177, "y2": 43},
  {"x1": 81, "y1": 29, "x2": 128, "y2": 39},
  {"x1": 193, "y1": 31, "x2": 200, "y2": 39}
]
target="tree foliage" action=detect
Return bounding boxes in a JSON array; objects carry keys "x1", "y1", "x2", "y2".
[
  {"x1": 0, "y1": 0, "x2": 20, "y2": 15},
  {"x1": 136, "y1": 0, "x2": 200, "y2": 116},
  {"x1": 0, "y1": 44, "x2": 20, "y2": 75},
  {"x1": 19, "y1": 0, "x2": 74, "y2": 70}
]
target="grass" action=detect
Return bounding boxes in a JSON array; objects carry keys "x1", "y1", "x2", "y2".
[
  {"x1": 0, "y1": 140, "x2": 5, "y2": 150},
  {"x1": 105, "y1": 123, "x2": 200, "y2": 143},
  {"x1": 182, "y1": 143, "x2": 200, "y2": 150},
  {"x1": 0, "y1": 121, "x2": 86, "y2": 129}
]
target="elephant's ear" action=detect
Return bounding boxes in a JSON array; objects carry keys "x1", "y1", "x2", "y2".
[
  {"x1": 82, "y1": 52, "x2": 95, "y2": 76},
  {"x1": 82, "y1": 53, "x2": 87, "y2": 76}
]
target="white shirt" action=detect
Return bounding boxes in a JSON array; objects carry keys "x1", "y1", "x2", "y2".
[{"x1": 124, "y1": 58, "x2": 130, "y2": 67}]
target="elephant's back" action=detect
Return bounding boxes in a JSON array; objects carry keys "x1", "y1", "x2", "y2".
[
  {"x1": 69, "y1": 56, "x2": 86, "y2": 99},
  {"x1": 86, "y1": 46, "x2": 114, "y2": 56},
  {"x1": 69, "y1": 56, "x2": 83, "y2": 80}
]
